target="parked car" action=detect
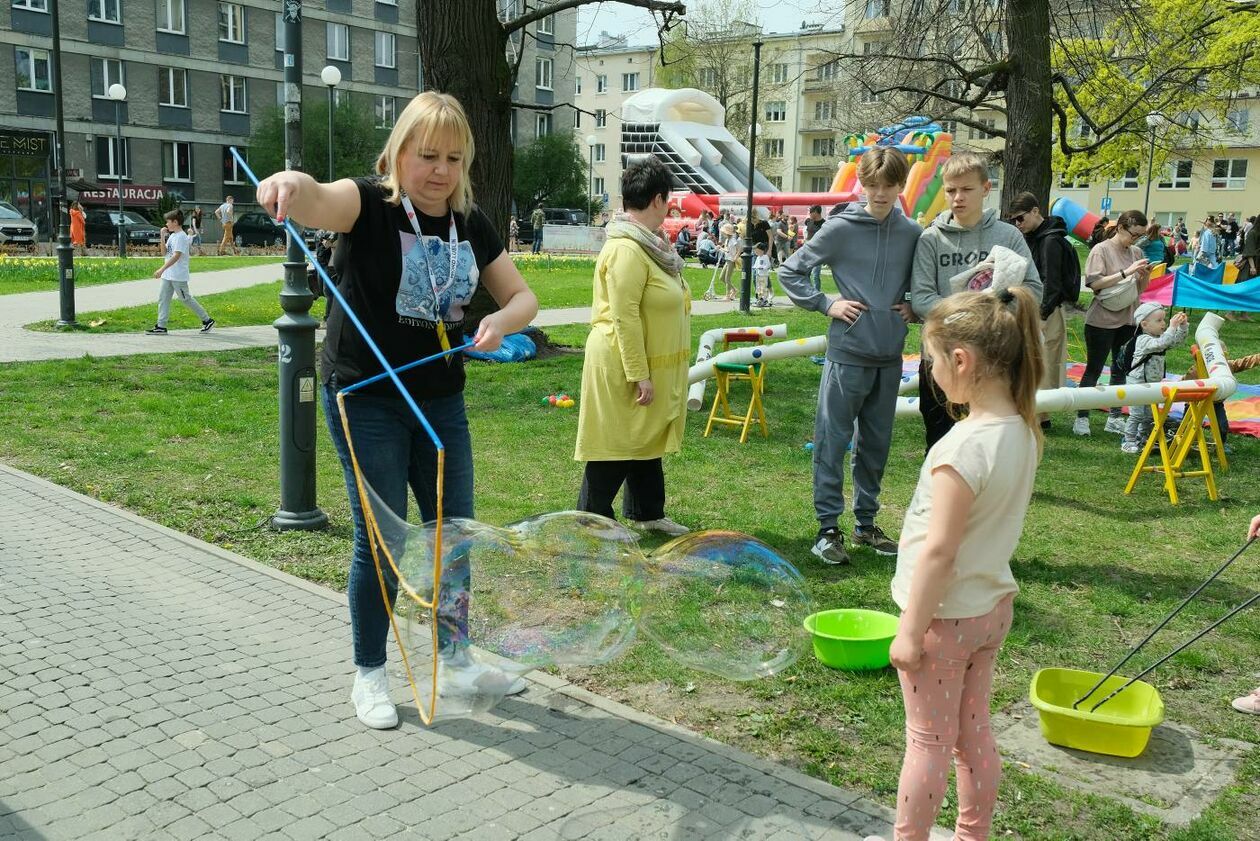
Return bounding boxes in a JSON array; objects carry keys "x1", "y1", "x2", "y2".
[
  {"x1": 231, "y1": 211, "x2": 318, "y2": 248},
  {"x1": 84, "y1": 209, "x2": 162, "y2": 247},
  {"x1": 0, "y1": 201, "x2": 38, "y2": 249}
]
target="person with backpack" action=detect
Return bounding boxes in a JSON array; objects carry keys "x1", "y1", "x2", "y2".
[
  {"x1": 1006, "y1": 192, "x2": 1080, "y2": 430},
  {"x1": 1119, "y1": 302, "x2": 1189, "y2": 454}
]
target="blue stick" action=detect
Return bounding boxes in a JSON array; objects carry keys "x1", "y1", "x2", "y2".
[{"x1": 228, "y1": 147, "x2": 461, "y2": 452}]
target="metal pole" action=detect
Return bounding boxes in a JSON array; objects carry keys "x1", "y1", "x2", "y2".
[
  {"x1": 50, "y1": 0, "x2": 76, "y2": 327},
  {"x1": 1143, "y1": 126, "x2": 1155, "y2": 218},
  {"x1": 588, "y1": 148, "x2": 594, "y2": 223},
  {"x1": 327, "y1": 84, "x2": 334, "y2": 182},
  {"x1": 740, "y1": 40, "x2": 763, "y2": 314},
  {"x1": 116, "y1": 102, "x2": 126, "y2": 258},
  {"x1": 273, "y1": 0, "x2": 328, "y2": 531}
]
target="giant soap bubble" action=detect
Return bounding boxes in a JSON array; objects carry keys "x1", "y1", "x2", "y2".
[{"x1": 360, "y1": 482, "x2": 811, "y2": 724}]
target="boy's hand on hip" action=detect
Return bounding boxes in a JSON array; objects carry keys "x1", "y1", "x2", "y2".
[
  {"x1": 826, "y1": 298, "x2": 867, "y2": 324},
  {"x1": 893, "y1": 302, "x2": 915, "y2": 324}
]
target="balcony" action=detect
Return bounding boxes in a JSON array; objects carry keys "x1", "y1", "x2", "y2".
[
  {"x1": 804, "y1": 74, "x2": 841, "y2": 92},
  {"x1": 798, "y1": 155, "x2": 838, "y2": 171},
  {"x1": 798, "y1": 118, "x2": 837, "y2": 133}
]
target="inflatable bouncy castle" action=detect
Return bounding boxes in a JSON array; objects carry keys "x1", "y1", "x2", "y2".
[{"x1": 831, "y1": 116, "x2": 954, "y2": 220}]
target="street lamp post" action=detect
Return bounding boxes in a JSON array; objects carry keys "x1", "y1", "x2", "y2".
[
  {"x1": 107, "y1": 83, "x2": 127, "y2": 258},
  {"x1": 741, "y1": 40, "x2": 764, "y2": 314},
  {"x1": 585, "y1": 133, "x2": 597, "y2": 223},
  {"x1": 50, "y1": 0, "x2": 77, "y2": 327},
  {"x1": 320, "y1": 65, "x2": 341, "y2": 182},
  {"x1": 1143, "y1": 113, "x2": 1162, "y2": 218}
]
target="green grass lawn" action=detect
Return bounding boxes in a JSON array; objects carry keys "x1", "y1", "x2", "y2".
[
  {"x1": 22, "y1": 262, "x2": 719, "y2": 332},
  {"x1": 0, "y1": 307, "x2": 1256, "y2": 839},
  {"x1": 0, "y1": 255, "x2": 284, "y2": 295}
]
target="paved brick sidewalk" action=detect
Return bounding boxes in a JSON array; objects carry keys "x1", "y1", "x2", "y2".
[{"x1": 0, "y1": 464, "x2": 937, "y2": 841}]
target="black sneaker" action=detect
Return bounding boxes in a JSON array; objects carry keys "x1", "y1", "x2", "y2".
[
  {"x1": 852, "y1": 524, "x2": 898, "y2": 556},
  {"x1": 200, "y1": 318, "x2": 215, "y2": 333},
  {"x1": 145, "y1": 325, "x2": 168, "y2": 335},
  {"x1": 810, "y1": 528, "x2": 850, "y2": 565}
]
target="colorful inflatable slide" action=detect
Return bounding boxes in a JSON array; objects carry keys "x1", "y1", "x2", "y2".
[{"x1": 831, "y1": 116, "x2": 954, "y2": 220}]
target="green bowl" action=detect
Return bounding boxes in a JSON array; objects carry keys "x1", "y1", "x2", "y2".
[{"x1": 803, "y1": 608, "x2": 900, "y2": 670}]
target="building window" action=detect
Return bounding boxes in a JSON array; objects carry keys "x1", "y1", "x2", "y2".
[
  {"x1": 218, "y1": 2, "x2": 244, "y2": 43},
  {"x1": 537, "y1": 14, "x2": 553, "y2": 35},
  {"x1": 90, "y1": 59, "x2": 124, "y2": 99},
  {"x1": 697, "y1": 67, "x2": 718, "y2": 88},
  {"x1": 984, "y1": 31, "x2": 1003, "y2": 54},
  {"x1": 221, "y1": 74, "x2": 247, "y2": 112},
  {"x1": 816, "y1": 61, "x2": 838, "y2": 81},
  {"x1": 988, "y1": 165, "x2": 1001, "y2": 191},
  {"x1": 13, "y1": 0, "x2": 49, "y2": 10},
  {"x1": 375, "y1": 31, "x2": 396, "y2": 68},
  {"x1": 860, "y1": 86, "x2": 880, "y2": 104},
  {"x1": 770, "y1": 63, "x2": 788, "y2": 84},
  {"x1": 89, "y1": 0, "x2": 121, "y2": 24},
  {"x1": 767, "y1": 175, "x2": 783, "y2": 189},
  {"x1": 1211, "y1": 158, "x2": 1247, "y2": 189},
  {"x1": 812, "y1": 137, "x2": 836, "y2": 157},
  {"x1": 157, "y1": 0, "x2": 185, "y2": 33},
  {"x1": 573, "y1": 109, "x2": 581, "y2": 129},
  {"x1": 536, "y1": 113, "x2": 552, "y2": 137},
  {"x1": 967, "y1": 119, "x2": 996, "y2": 140},
  {"x1": 1226, "y1": 109, "x2": 1250, "y2": 134},
  {"x1": 764, "y1": 101, "x2": 786, "y2": 122},
  {"x1": 536, "y1": 57, "x2": 553, "y2": 91},
  {"x1": 223, "y1": 146, "x2": 247, "y2": 183},
  {"x1": 375, "y1": 95, "x2": 396, "y2": 128},
  {"x1": 327, "y1": 22, "x2": 349, "y2": 61},
  {"x1": 162, "y1": 141, "x2": 192, "y2": 181},
  {"x1": 1109, "y1": 168, "x2": 1139, "y2": 189},
  {"x1": 593, "y1": 176, "x2": 605, "y2": 198},
  {"x1": 940, "y1": 119, "x2": 957, "y2": 135},
  {"x1": 274, "y1": 12, "x2": 284, "y2": 52},
  {"x1": 14, "y1": 48, "x2": 52, "y2": 92},
  {"x1": 762, "y1": 138, "x2": 784, "y2": 158},
  {"x1": 810, "y1": 176, "x2": 831, "y2": 192},
  {"x1": 159, "y1": 67, "x2": 188, "y2": 107},
  {"x1": 593, "y1": 143, "x2": 606, "y2": 162},
  {"x1": 814, "y1": 100, "x2": 835, "y2": 121},
  {"x1": 595, "y1": 109, "x2": 607, "y2": 128},
  {"x1": 865, "y1": 0, "x2": 889, "y2": 18},
  {"x1": 575, "y1": 75, "x2": 582, "y2": 94},
  {"x1": 622, "y1": 72, "x2": 639, "y2": 92},
  {"x1": 596, "y1": 74, "x2": 608, "y2": 93},
  {"x1": 1058, "y1": 174, "x2": 1089, "y2": 189},
  {"x1": 96, "y1": 136, "x2": 130, "y2": 179},
  {"x1": 1158, "y1": 160, "x2": 1192, "y2": 190}
]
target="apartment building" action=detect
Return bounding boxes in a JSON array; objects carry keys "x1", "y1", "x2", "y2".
[
  {"x1": 2, "y1": 0, "x2": 419, "y2": 238},
  {"x1": 501, "y1": 3, "x2": 579, "y2": 147}
]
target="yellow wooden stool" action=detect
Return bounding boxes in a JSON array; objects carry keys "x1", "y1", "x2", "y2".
[
  {"x1": 1124, "y1": 385, "x2": 1219, "y2": 504},
  {"x1": 721, "y1": 330, "x2": 769, "y2": 387},
  {"x1": 704, "y1": 361, "x2": 768, "y2": 443}
]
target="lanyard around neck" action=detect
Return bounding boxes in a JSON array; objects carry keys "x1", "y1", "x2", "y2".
[{"x1": 401, "y1": 194, "x2": 459, "y2": 316}]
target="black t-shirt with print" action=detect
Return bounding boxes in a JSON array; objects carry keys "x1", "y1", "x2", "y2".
[{"x1": 321, "y1": 177, "x2": 503, "y2": 400}]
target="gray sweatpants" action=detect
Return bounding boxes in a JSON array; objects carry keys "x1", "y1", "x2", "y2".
[
  {"x1": 157, "y1": 278, "x2": 209, "y2": 327},
  {"x1": 813, "y1": 360, "x2": 901, "y2": 530}
]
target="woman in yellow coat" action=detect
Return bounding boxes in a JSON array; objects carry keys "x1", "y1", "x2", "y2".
[{"x1": 575, "y1": 156, "x2": 692, "y2": 535}]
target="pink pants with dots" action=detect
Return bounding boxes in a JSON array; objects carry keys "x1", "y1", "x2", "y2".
[{"x1": 893, "y1": 594, "x2": 1013, "y2": 841}]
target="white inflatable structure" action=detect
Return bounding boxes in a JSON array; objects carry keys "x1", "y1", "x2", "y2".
[
  {"x1": 687, "y1": 313, "x2": 1237, "y2": 416},
  {"x1": 621, "y1": 88, "x2": 777, "y2": 196},
  {"x1": 687, "y1": 323, "x2": 788, "y2": 411}
]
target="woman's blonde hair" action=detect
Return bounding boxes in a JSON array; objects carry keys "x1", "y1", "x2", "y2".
[
  {"x1": 922, "y1": 287, "x2": 1045, "y2": 448},
  {"x1": 375, "y1": 91, "x2": 475, "y2": 212}
]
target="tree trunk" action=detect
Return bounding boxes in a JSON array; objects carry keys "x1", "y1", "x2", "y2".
[
  {"x1": 416, "y1": 0, "x2": 515, "y2": 331},
  {"x1": 1002, "y1": 0, "x2": 1053, "y2": 212}
]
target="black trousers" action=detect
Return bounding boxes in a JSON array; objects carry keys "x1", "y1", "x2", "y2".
[
  {"x1": 1078, "y1": 323, "x2": 1136, "y2": 418},
  {"x1": 918, "y1": 357, "x2": 956, "y2": 452},
  {"x1": 578, "y1": 459, "x2": 665, "y2": 522}
]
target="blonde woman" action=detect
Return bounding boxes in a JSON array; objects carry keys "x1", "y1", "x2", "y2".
[{"x1": 256, "y1": 92, "x2": 539, "y2": 730}]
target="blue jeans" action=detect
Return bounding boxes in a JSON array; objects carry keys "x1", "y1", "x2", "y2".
[
  {"x1": 531, "y1": 230, "x2": 543, "y2": 253},
  {"x1": 323, "y1": 385, "x2": 475, "y2": 668}
]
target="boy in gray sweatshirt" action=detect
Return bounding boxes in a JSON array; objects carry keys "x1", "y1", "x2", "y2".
[
  {"x1": 910, "y1": 153, "x2": 1042, "y2": 450},
  {"x1": 780, "y1": 148, "x2": 920, "y2": 566}
]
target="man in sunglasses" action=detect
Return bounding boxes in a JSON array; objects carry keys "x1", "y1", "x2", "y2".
[{"x1": 1004, "y1": 192, "x2": 1081, "y2": 430}]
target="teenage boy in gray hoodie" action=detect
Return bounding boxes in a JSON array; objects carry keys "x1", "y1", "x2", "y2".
[
  {"x1": 910, "y1": 152, "x2": 1043, "y2": 450},
  {"x1": 780, "y1": 147, "x2": 920, "y2": 566}
]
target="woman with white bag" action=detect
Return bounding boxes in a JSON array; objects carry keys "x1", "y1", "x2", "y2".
[{"x1": 1074, "y1": 209, "x2": 1151, "y2": 437}]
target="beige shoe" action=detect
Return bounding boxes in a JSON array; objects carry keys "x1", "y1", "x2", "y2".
[{"x1": 1231, "y1": 688, "x2": 1260, "y2": 715}]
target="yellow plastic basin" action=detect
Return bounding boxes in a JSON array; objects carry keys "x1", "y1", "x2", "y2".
[{"x1": 1029, "y1": 667, "x2": 1165, "y2": 758}]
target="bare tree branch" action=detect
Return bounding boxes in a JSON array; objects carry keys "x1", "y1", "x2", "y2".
[{"x1": 505, "y1": 0, "x2": 685, "y2": 35}]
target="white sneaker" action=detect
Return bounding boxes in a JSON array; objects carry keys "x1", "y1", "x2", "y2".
[
  {"x1": 351, "y1": 667, "x2": 399, "y2": 730},
  {"x1": 1120, "y1": 441, "x2": 1142, "y2": 454},
  {"x1": 629, "y1": 516, "x2": 690, "y2": 536},
  {"x1": 437, "y1": 655, "x2": 527, "y2": 697},
  {"x1": 1072, "y1": 417, "x2": 1091, "y2": 436},
  {"x1": 1104, "y1": 415, "x2": 1126, "y2": 435}
]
